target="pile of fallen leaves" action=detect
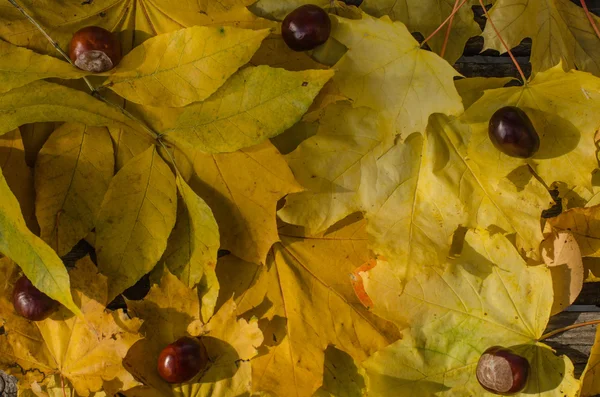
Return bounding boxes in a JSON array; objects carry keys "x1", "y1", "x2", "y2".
[{"x1": 1, "y1": 0, "x2": 600, "y2": 396}]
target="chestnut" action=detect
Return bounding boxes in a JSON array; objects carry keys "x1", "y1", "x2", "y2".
[
  {"x1": 476, "y1": 346, "x2": 529, "y2": 395},
  {"x1": 13, "y1": 276, "x2": 59, "y2": 321},
  {"x1": 157, "y1": 336, "x2": 209, "y2": 383},
  {"x1": 68, "y1": 26, "x2": 122, "y2": 72}
]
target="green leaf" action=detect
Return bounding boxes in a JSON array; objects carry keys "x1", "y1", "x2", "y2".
[
  {"x1": 103, "y1": 26, "x2": 270, "y2": 108},
  {"x1": 96, "y1": 146, "x2": 177, "y2": 300},
  {"x1": 162, "y1": 176, "x2": 220, "y2": 322},
  {"x1": 35, "y1": 123, "x2": 114, "y2": 257},
  {"x1": 361, "y1": 229, "x2": 580, "y2": 397},
  {"x1": 0, "y1": 164, "x2": 79, "y2": 315},
  {"x1": 0, "y1": 81, "x2": 142, "y2": 136},
  {"x1": 166, "y1": 65, "x2": 334, "y2": 153}
]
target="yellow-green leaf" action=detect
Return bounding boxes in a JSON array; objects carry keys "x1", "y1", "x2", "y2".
[
  {"x1": 0, "y1": 164, "x2": 79, "y2": 315},
  {"x1": 482, "y1": 0, "x2": 600, "y2": 75},
  {"x1": 167, "y1": 65, "x2": 334, "y2": 153},
  {"x1": 0, "y1": 40, "x2": 89, "y2": 93},
  {"x1": 455, "y1": 77, "x2": 515, "y2": 109},
  {"x1": 96, "y1": 146, "x2": 177, "y2": 300},
  {"x1": 103, "y1": 26, "x2": 270, "y2": 108},
  {"x1": 0, "y1": 81, "x2": 142, "y2": 136},
  {"x1": 331, "y1": 14, "x2": 463, "y2": 137},
  {"x1": 163, "y1": 176, "x2": 220, "y2": 322},
  {"x1": 187, "y1": 141, "x2": 302, "y2": 265},
  {"x1": 35, "y1": 123, "x2": 114, "y2": 257},
  {"x1": 361, "y1": 229, "x2": 580, "y2": 397}
]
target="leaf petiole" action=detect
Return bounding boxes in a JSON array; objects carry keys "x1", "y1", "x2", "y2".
[
  {"x1": 538, "y1": 319, "x2": 600, "y2": 341},
  {"x1": 420, "y1": 0, "x2": 468, "y2": 49},
  {"x1": 580, "y1": 0, "x2": 600, "y2": 41},
  {"x1": 440, "y1": 0, "x2": 462, "y2": 58},
  {"x1": 477, "y1": 0, "x2": 527, "y2": 84}
]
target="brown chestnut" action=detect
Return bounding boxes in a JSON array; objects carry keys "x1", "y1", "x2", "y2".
[
  {"x1": 476, "y1": 346, "x2": 529, "y2": 395},
  {"x1": 69, "y1": 26, "x2": 121, "y2": 72},
  {"x1": 13, "y1": 276, "x2": 59, "y2": 321},
  {"x1": 157, "y1": 336, "x2": 209, "y2": 383},
  {"x1": 282, "y1": 5, "x2": 331, "y2": 52}
]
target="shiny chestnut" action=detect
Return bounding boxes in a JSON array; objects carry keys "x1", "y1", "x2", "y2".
[
  {"x1": 13, "y1": 276, "x2": 59, "y2": 321},
  {"x1": 282, "y1": 5, "x2": 331, "y2": 52},
  {"x1": 488, "y1": 106, "x2": 540, "y2": 158},
  {"x1": 157, "y1": 336, "x2": 209, "y2": 383},
  {"x1": 69, "y1": 26, "x2": 121, "y2": 72},
  {"x1": 476, "y1": 346, "x2": 530, "y2": 395}
]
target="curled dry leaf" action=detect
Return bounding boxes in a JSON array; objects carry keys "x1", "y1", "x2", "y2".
[{"x1": 540, "y1": 230, "x2": 584, "y2": 315}]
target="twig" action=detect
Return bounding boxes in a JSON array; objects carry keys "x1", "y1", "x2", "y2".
[
  {"x1": 421, "y1": 0, "x2": 468, "y2": 49},
  {"x1": 580, "y1": 0, "x2": 600, "y2": 41},
  {"x1": 441, "y1": 0, "x2": 462, "y2": 58},
  {"x1": 539, "y1": 319, "x2": 600, "y2": 341},
  {"x1": 7, "y1": 0, "x2": 97, "y2": 93},
  {"x1": 478, "y1": 0, "x2": 527, "y2": 83}
]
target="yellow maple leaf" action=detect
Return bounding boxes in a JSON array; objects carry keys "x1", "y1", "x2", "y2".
[
  {"x1": 482, "y1": 0, "x2": 600, "y2": 76},
  {"x1": 279, "y1": 102, "x2": 550, "y2": 282},
  {"x1": 122, "y1": 269, "x2": 263, "y2": 397},
  {"x1": 360, "y1": 229, "x2": 581, "y2": 396},
  {"x1": 331, "y1": 13, "x2": 463, "y2": 137},
  {"x1": 186, "y1": 140, "x2": 301, "y2": 265},
  {"x1": 362, "y1": 0, "x2": 484, "y2": 64},
  {"x1": 218, "y1": 215, "x2": 400, "y2": 397},
  {"x1": 464, "y1": 64, "x2": 600, "y2": 197},
  {"x1": 0, "y1": 256, "x2": 143, "y2": 395}
]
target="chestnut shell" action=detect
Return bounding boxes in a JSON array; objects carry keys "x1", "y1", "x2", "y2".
[
  {"x1": 282, "y1": 5, "x2": 331, "y2": 52},
  {"x1": 157, "y1": 336, "x2": 209, "y2": 383},
  {"x1": 488, "y1": 106, "x2": 540, "y2": 158},
  {"x1": 13, "y1": 276, "x2": 59, "y2": 321},
  {"x1": 476, "y1": 346, "x2": 530, "y2": 395},
  {"x1": 69, "y1": 26, "x2": 122, "y2": 72}
]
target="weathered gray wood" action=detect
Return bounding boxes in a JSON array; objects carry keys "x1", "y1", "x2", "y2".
[{"x1": 545, "y1": 311, "x2": 600, "y2": 377}]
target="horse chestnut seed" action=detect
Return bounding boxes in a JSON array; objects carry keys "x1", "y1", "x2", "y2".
[
  {"x1": 13, "y1": 276, "x2": 59, "y2": 321},
  {"x1": 282, "y1": 5, "x2": 331, "y2": 52},
  {"x1": 157, "y1": 336, "x2": 209, "y2": 383},
  {"x1": 476, "y1": 346, "x2": 529, "y2": 395},
  {"x1": 69, "y1": 26, "x2": 121, "y2": 72}
]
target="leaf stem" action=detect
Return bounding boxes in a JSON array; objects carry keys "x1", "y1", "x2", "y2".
[
  {"x1": 580, "y1": 0, "x2": 600, "y2": 41},
  {"x1": 441, "y1": 0, "x2": 462, "y2": 58},
  {"x1": 7, "y1": 0, "x2": 97, "y2": 94},
  {"x1": 420, "y1": 0, "x2": 468, "y2": 49},
  {"x1": 539, "y1": 319, "x2": 600, "y2": 341},
  {"x1": 477, "y1": 0, "x2": 527, "y2": 83}
]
